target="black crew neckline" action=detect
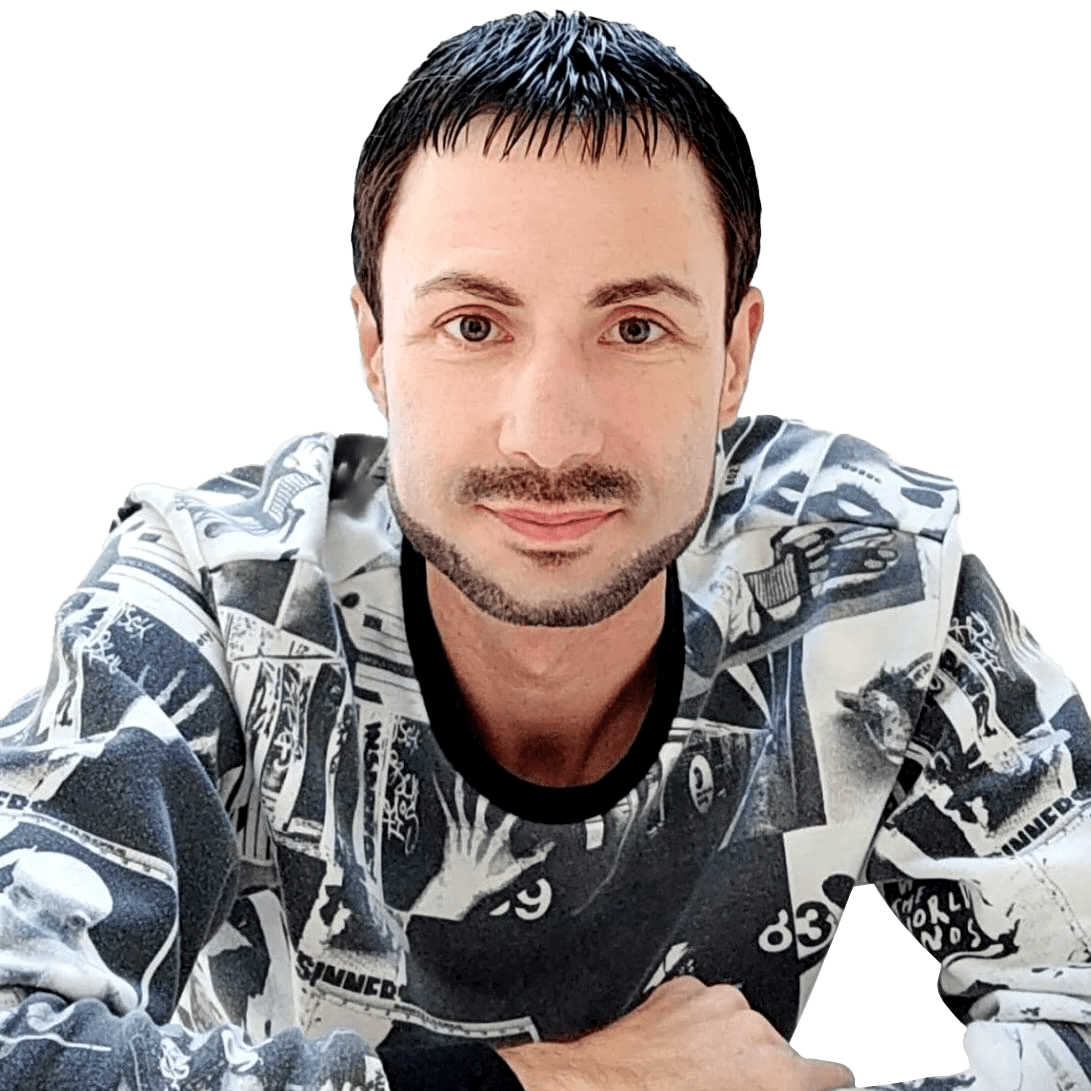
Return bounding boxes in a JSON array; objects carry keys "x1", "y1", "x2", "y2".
[{"x1": 399, "y1": 535, "x2": 684, "y2": 825}]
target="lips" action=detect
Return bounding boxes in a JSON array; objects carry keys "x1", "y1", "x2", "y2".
[{"x1": 487, "y1": 507, "x2": 618, "y2": 542}]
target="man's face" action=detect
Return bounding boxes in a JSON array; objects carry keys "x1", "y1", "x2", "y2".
[{"x1": 354, "y1": 119, "x2": 759, "y2": 627}]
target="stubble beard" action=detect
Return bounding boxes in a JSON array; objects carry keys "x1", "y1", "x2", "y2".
[{"x1": 386, "y1": 467, "x2": 716, "y2": 628}]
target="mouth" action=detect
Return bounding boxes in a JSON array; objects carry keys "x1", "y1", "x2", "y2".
[{"x1": 484, "y1": 507, "x2": 619, "y2": 543}]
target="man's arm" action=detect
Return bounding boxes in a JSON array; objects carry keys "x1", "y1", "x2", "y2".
[
  {"x1": 860, "y1": 553, "x2": 1091, "y2": 1089},
  {"x1": 0, "y1": 494, "x2": 515, "y2": 1091}
]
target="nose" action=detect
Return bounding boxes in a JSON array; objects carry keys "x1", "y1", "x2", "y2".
[{"x1": 496, "y1": 336, "x2": 604, "y2": 469}]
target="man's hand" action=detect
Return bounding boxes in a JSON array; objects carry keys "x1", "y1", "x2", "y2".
[
  {"x1": 499, "y1": 976, "x2": 854, "y2": 1091},
  {"x1": 409, "y1": 775, "x2": 554, "y2": 922}
]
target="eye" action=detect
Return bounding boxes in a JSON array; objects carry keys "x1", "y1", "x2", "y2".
[
  {"x1": 442, "y1": 314, "x2": 504, "y2": 345},
  {"x1": 604, "y1": 316, "x2": 670, "y2": 346}
]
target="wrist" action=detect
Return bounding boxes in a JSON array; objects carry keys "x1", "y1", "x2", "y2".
[{"x1": 498, "y1": 1039, "x2": 602, "y2": 1091}]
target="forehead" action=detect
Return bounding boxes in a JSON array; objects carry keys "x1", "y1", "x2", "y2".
[{"x1": 380, "y1": 116, "x2": 725, "y2": 298}]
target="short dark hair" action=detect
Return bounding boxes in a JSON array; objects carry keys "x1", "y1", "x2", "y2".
[{"x1": 351, "y1": 10, "x2": 760, "y2": 341}]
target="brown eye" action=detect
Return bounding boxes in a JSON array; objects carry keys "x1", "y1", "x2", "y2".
[
  {"x1": 618, "y1": 318, "x2": 653, "y2": 344},
  {"x1": 606, "y1": 317, "x2": 669, "y2": 346},
  {"x1": 458, "y1": 315, "x2": 492, "y2": 342}
]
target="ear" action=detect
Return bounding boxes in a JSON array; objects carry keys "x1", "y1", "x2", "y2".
[
  {"x1": 718, "y1": 286, "x2": 764, "y2": 429},
  {"x1": 351, "y1": 283, "x2": 387, "y2": 418}
]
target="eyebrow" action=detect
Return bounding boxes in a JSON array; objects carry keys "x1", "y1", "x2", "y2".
[{"x1": 413, "y1": 271, "x2": 703, "y2": 311}]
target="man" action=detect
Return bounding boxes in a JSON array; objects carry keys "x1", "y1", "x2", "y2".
[{"x1": 0, "y1": 9, "x2": 1088, "y2": 1091}]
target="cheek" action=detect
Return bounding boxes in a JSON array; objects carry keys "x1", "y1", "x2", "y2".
[
  {"x1": 659, "y1": 383, "x2": 720, "y2": 454},
  {"x1": 385, "y1": 355, "x2": 477, "y2": 431},
  {"x1": 383, "y1": 373, "x2": 470, "y2": 506},
  {"x1": 664, "y1": 409, "x2": 721, "y2": 506}
]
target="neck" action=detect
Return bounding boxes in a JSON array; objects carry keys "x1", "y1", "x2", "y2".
[{"x1": 426, "y1": 564, "x2": 667, "y2": 786}]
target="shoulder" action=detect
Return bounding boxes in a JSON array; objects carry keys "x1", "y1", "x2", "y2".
[
  {"x1": 113, "y1": 433, "x2": 348, "y2": 568},
  {"x1": 698, "y1": 415, "x2": 960, "y2": 548}
]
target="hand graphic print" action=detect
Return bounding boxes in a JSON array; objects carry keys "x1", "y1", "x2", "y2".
[
  {"x1": 750, "y1": 525, "x2": 900, "y2": 623},
  {"x1": 809, "y1": 525, "x2": 900, "y2": 593},
  {"x1": 410, "y1": 774, "x2": 555, "y2": 921}
]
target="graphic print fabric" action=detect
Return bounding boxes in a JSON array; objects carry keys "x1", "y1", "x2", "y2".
[{"x1": 0, "y1": 416, "x2": 1088, "y2": 1090}]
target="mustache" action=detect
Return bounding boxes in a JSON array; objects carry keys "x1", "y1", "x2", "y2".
[{"x1": 453, "y1": 464, "x2": 640, "y2": 506}]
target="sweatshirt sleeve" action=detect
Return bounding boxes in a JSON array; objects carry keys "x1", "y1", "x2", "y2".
[
  {"x1": 0, "y1": 498, "x2": 522, "y2": 1091},
  {"x1": 861, "y1": 553, "x2": 1091, "y2": 1089}
]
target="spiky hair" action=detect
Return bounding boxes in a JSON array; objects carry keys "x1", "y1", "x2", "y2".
[{"x1": 351, "y1": 11, "x2": 761, "y2": 340}]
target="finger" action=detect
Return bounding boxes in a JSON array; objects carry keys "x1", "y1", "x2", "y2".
[
  {"x1": 645, "y1": 973, "x2": 707, "y2": 1002},
  {"x1": 522, "y1": 839, "x2": 555, "y2": 869},
  {"x1": 837, "y1": 526, "x2": 887, "y2": 545},
  {"x1": 453, "y1": 775, "x2": 470, "y2": 854},
  {"x1": 798, "y1": 1056, "x2": 856, "y2": 1090},
  {"x1": 433, "y1": 774, "x2": 453, "y2": 828},
  {"x1": 494, "y1": 811, "x2": 518, "y2": 846},
  {"x1": 706, "y1": 981, "x2": 750, "y2": 1003},
  {"x1": 826, "y1": 565, "x2": 888, "y2": 588},
  {"x1": 471, "y1": 792, "x2": 490, "y2": 860},
  {"x1": 483, "y1": 818, "x2": 524, "y2": 885},
  {"x1": 454, "y1": 773, "x2": 467, "y2": 827}
]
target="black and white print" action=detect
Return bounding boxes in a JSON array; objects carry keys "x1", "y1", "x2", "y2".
[{"x1": 0, "y1": 419, "x2": 1087, "y2": 1090}]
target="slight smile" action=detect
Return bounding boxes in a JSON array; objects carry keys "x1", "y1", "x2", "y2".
[{"x1": 484, "y1": 507, "x2": 620, "y2": 543}]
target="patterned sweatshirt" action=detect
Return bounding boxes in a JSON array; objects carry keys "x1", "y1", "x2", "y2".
[{"x1": 0, "y1": 415, "x2": 1088, "y2": 1091}]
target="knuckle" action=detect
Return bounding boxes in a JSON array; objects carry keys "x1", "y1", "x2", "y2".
[
  {"x1": 705, "y1": 982, "x2": 748, "y2": 1010},
  {"x1": 817, "y1": 1061, "x2": 856, "y2": 1089},
  {"x1": 661, "y1": 973, "x2": 703, "y2": 994},
  {"x1": 747, "y1": 1043, "x2": 798, "y2": 1090},
  {"x1": 730, "y1": 1007, "x2": 777, "y2": 1043}
]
